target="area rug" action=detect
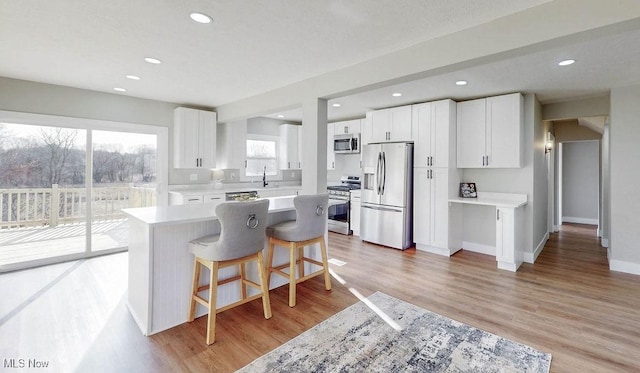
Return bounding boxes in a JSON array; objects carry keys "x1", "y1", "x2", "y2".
[{"x1": 238, "y1": 292, "x2": 551, "y2": 372}]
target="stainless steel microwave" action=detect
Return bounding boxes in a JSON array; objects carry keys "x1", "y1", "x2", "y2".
[{"x1": 334, "y1": 133, "x2": 360, "y2": 154}]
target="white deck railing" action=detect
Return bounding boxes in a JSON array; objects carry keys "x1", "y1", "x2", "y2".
[{"x1": 0, "y1": 184, "x2": 156, "y2": 229}]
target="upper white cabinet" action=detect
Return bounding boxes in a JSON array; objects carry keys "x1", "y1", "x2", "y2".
[
  {"x1": 173, "y1": 107, "x2": 217, "y2": 169},
  {"x1": 456, "y1": 93, "x2": 523, "y2": 168},
  {"x1": 279, "y1": 124, "x2": 301, "y2": 169},
  {"x1": 365, "y1": 105, "x2": 412, "y2": 144},
  {"x1": 327, "y1": 122, "x2": 336, "y2": 170},
  {"x1": 413, "y1": 99, "x2": 456, "y2": 168},
  {"x1": 216, "y1": 120, "x2": 247, "y2": 170},
  {"x1": 333, "y1": 119, "x2": 361, "y2": 135}
]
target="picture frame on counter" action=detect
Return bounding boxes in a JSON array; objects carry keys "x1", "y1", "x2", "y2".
[{"x1": 459, "y1": 182, "x2": 477, "y2": 198}]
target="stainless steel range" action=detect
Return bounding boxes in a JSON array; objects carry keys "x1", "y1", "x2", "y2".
[{"x1": 327, "y1": 175, "x2": 361, "y2": 235}]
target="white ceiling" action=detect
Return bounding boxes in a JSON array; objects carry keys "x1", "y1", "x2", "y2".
[{"x1": 1, "y1": 0, "x2": 638, "y2": 123}]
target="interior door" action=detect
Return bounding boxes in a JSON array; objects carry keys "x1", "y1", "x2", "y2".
[{"x1": 379, "y1": 143, "x2": 409, "y2": 208}]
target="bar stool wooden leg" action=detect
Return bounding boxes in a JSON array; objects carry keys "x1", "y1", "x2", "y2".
[
  {"x1": 188, "y1": 257, "x2": 201, "y2": 322},
  {"x1": 256, "y1": 251, "x2": 272, "y2": 319},
  {"x1": 239, "y1": 262, "x2": 247, "y2": 300},
  {"x1": 266, "y1": 239, "x2": 275, "y2": 289},
  {"x1": 298, "y1": 245, "x2": 305, "y2": 278},
  {"x1": 289, "y1": 241, "x2": 297, "y2": 307},
  {"x1": 320, "y1": 237, "x2": 331, "y2": 291},
  {"x1": 206, "y1": 261, "x2": 219, "y2": 345}
]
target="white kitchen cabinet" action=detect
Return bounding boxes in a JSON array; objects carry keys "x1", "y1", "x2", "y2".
[
  {"x1": 350, "y1": 190, "x2": 361, "y2": 236},
  {"x1": 327, "y1": 122, "x2": 336, "y2": 170},
  {"x1": 413, "y1": 99, "x2": 461, "y2": 255},
  {"x1": 333, "y1": 119, "x2": 361, "y2": 135},
  {"x1": 173, "y1": 107, "x2": 217, "y2": 169},
  {"x1": 456, "y1": 93, "x2": 523, "y2": 168},
  {"x1": 366, "y1": 105, "x2": 412, "y2": 143},
  {"x1": 279, "y1": 124, "x2": 301, "y2": 169},
  {"x1": 216, "y1": 120, "x2": 247, "y2": 170},
  {"x1": 496, "y1": 205, "x2": 524, "y2": 271},
  {"x1": 413, "y1": 100, "x2": 456, "y2": 168},
  {"x1": 413, "y1": 168, "x2": 460, "y2": 255},
  {"x1": 169, "y1": 191, "x2": 224, "y2": 207},
  {"x1": 361, "y1": 116, "x2": 373, "y2": 145}
]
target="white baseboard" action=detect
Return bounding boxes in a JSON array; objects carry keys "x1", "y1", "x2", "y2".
[
  {"x1": 415, "y1": 243, "x2": 461, "y2": 257},
  {"x1": 461, "y1": 241, "x2": 495, "y2": 256},
  {"x1": 601, "y1": 238, "x2": 609, "y2": 248},
  {"x1": 553, "y1": 225, "x2": 560, "y2": 232},
  {"x1": 609, "y1": 259, "x2": 640, "y2": 276},
  {"x1": 524, "y1": 232, "x2": 549, "y2": 264},
  {"x1": 562, "y1": 216, "x2": 599, "y2": 225}
]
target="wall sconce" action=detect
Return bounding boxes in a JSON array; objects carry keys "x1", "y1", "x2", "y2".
[{"x1": 545, "y1": 132, "x2": 554, "y2": 153}]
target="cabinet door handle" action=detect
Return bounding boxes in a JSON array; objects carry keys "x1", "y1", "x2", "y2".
[
  {"x1": 486, "y1": 155, "x2": 489, "y2": 166},
  {"x1": 482, "y1": 156, "x2": 485, "y2": 166},
  {"x1": 288, "y1": 161, "x2": 290, "y2": 169},
  {"x1": 244, "y1": 160, "x2": 247, "y2": 168},
  {"x1": 497, "y1": 210, "x2": 500, "y2": 220}
]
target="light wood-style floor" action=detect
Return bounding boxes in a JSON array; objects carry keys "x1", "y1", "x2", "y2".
[{"x1": 2, "y1": 224, "x2": 639, "y2": 372}]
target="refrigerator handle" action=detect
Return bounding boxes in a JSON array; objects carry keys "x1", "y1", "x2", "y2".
[
  {"x1": 376, "y1": 152, "x2": 382, "y2": 195},
  {"x1": 381, "y1": 151, "x2": 386, "y2": 195}
]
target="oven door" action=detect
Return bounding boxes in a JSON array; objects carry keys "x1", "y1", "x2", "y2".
[{"x1": 327, "y1": 197, "x2": 351, "y2": 235}]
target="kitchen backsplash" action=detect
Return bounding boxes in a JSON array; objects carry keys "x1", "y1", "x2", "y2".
[{"x1": 169, "y1": 168, "x2": 301, "y2": 186}]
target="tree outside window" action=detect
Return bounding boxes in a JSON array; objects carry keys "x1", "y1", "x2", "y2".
[{"x1": 246, "y1": 137, "x2": 278, "y2": 177}]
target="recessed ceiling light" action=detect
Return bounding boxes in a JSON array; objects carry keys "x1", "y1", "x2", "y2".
[
  {"x1": 144, "y1": 57, "x2": 162, "y2": 64},
  {"x1": 190, "y1": 12, "x2": 212, "y2": 24},
  {"x1": 277, "y1": 114, "x2": 285, "y2": 118},
  {"x1": 558, "y1": 59, "x2": 575, "y2": 66},
  {"x1": 455, "y1": 80, "x2": 468, "y2": 86},
  {"x1": 114, "y1": 87, "x2": 126, "y2": 92},
  {"x1": 332, "y1": 103, "x2": 341, "y2": 108},
  {"x1": 392, "y1": 92, "x2": 402, "y2": 97},
  {"x1": 126, "y1": 75, "x2": 141, "y2": 80}
]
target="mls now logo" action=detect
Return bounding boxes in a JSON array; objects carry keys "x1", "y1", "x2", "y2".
[{"x1": 4, "y1": 358, "x2": 50, "y2": 368}]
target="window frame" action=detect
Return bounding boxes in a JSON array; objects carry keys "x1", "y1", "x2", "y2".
[{"x1": 241, "y1": 133, "x2": 281, "y2": 182}]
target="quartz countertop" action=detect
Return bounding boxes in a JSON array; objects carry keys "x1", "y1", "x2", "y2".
[
  {"x1": 168, "y1": 184, "x2": 302, "y2": 196},
  {"x1": 123, "y1": 196, "x2": 297, "y2": 226},
  {"x1": 123, "y1": 196, "x2": 341, "y2": 227}
]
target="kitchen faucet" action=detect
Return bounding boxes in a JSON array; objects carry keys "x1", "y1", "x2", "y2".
[{"x1": 263, "y1": 166, "x2": 268, "y2": 188}]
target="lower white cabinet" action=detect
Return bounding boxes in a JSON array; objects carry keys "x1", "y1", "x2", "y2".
[
  {"x1": 413, "y1": 168, "x2": 460, "y2": 255},
  {"x1": 350, "y1": 190, "x2": 361, "y2": 236},
  {"x1": 496, "y1": 206, "x2": 524, "y2": 271},
  {"x1": 169, "y1": 192, "x2": 224, "y2": 208}
]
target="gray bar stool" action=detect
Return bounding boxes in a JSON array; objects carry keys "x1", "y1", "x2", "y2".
[
  {"x1": 266, "y1": 194, "x2": 331, "y2": 307},
  {"x1": 187, "y1": 199, "x2": 271, "y2": 345}
]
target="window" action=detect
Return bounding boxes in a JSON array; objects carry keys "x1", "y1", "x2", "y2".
[{"x1": 245, "y1": 135, "x2": 279, "y2": 177}]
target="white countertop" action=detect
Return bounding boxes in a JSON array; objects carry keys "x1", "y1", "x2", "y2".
[
  {"x1": 123, "y1": 196, "x2": 341, "y2": 227},
  {"x1": 448, "y1": 192, "x2": 527, "y2": 208},
  {"x1": 123, "y1": 196, "x2": 297, "y2": 226},
  {"x1": 168, "y1": 185, "x2": 302, "y2": 196}
]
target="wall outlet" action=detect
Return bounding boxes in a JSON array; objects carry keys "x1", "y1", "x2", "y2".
[{"x1": 189, "y1": 174, "x2": 198, "y2": 181}]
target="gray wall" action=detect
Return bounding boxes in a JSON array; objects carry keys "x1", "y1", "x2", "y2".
[
  {"x1": 0, "y1": 76, "x2": 177, "y2": 126},
  {"x1": 610, "y1": 85, "x2": 640, "y2": 273},
  {"x1": 461, "y1": 94, "x2": 537, "y2": 256},
  {"x1": 561, "y1": 141, "x2": 600, "y2": 223}
]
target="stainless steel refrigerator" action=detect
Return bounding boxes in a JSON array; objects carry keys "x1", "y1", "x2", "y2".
[{"x1": 360, "y1": 142, "x2": 413, "y2": 249}]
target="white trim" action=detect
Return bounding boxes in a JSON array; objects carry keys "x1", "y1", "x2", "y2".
[
  {"x1": 461, "y1": 241, "x2": 495, "y2": 256},
  {"x1": 601, "y1": 238, "x2": 609, "y2": 248},
  {"x1": 525, "y1": 232, "x2": 549, "y2": 264},
  {"x1": 562, "y1": 216, "x2": 599, "y2": 225},
  {"x1": 609, "y1": 259, "x2": 640, "y2": 276},
  {"x1": 415, "y1": 244, "x2": 461, "y2": 257}
]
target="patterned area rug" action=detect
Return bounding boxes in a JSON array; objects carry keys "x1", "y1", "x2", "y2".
[{"x1": 239, "y1": 292, "x2": 551, "y2": 372}]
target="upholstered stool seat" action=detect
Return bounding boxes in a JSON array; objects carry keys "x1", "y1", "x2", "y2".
[
  {"x1": 266, "y1": 194, "x2": 331, "y2": 307},
  {"x1": 187, "y1": 199, "x2": 271, "y2": 345}
]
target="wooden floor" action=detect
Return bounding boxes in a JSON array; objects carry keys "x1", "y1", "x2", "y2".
[{"x1": 2, "y1": 224, "x2": 639, "y2": 372}]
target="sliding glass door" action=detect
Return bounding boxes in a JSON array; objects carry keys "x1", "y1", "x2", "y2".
[{"x1": 0, "y1": 116, "x2": 164, "y2": 272}]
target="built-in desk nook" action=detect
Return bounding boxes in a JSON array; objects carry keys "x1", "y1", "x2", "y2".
[{"x1": 449, "y1": 192, "x2": 527, "y2": 272}]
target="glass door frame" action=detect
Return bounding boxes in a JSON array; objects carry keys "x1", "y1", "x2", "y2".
[{"x1": 0, "y1": 110, "x2": 168, "y2": 271}]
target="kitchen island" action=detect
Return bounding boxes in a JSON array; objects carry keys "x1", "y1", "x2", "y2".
[{"x1": 123, "y1": 196, "x2": 323, "y2": 336}]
